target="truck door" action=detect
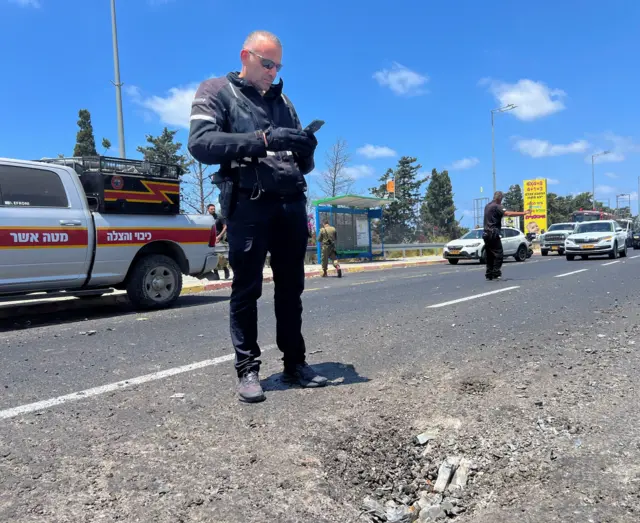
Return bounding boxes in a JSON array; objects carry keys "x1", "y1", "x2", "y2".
[{"x1": 0, "y1": 161, "x2": 91, "y2": 291}]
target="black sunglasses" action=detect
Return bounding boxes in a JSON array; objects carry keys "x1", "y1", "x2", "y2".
[{"x1": 247, "y1": 50, "x2": 283, "y2": 72}]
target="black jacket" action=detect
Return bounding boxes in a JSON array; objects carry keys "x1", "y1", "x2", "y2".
[{"x1": 187, "y1": 72, "x2": 314, "y2": 196}]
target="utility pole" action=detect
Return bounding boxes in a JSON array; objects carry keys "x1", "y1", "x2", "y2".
[
  {"x1": 591, "y1": 150, "x2": 610, "y2": 210},
  {"x1": 491, "y1": 104, "x2": 517, "y2": 195},
  {"x1": 110, "y1": 0, "x2": 126, "y2": 158}
]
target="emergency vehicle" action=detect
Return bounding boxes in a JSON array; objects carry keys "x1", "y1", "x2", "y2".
[{"x1": 0, "y1": 156, "x2": 218, "y2": 309}]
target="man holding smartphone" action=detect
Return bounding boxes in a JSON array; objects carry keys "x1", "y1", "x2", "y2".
[
  {"x1": 483, "y1": 191, "x2": 531, "y2": 281},
  {"x1": 188, "y1": 30, "x2": 327, "y2": 403}
]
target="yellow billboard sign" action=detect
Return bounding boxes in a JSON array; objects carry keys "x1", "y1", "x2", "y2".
[{"x1": 523, "y1": 178, "x2": 548, "y2": 235}]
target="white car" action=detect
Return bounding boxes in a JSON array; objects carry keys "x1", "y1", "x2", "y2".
[
  {"x1": 540, "y1": 222, "x2": 576, "y2": 256},
  {"x1": 564, "y1": 220, "x2": 628, "y2": 260},
  {"x1": 443, "y1": 227, "x2": 531, "y2": 265}
]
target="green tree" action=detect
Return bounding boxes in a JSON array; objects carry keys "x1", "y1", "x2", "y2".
[
  {"x1": 545, "y1": 192, "x2": 614, "y2": 226},
  {"x1": 101, "y1": 138, "x2": 112, "y2": 154},
  {"x1": 369, "y1": 156, "x2": 427, "y2": 243},
  {"x1": 73, "y1": 109, "x2": 98, "y2": 156},
  {"x1": 546, "y1": 193, "x2": 566, "y2": 225},
  {"x1": 136, "y1": 127, "x2": 192, "y2": 173},
  {"x1": 502, "y1": 184, "x2": 524, "y2": 230},
  {"x1": 572, "y1": 192, "x2": 593, "y2": 211},
  {"x1": 504, "y1": 184, "x2": 524, "y2": 212},
  {"x1": 420, "y1": 168, "x2": 463, "y2": 240}
]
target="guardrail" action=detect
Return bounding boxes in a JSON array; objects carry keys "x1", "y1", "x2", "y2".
[{"x1": 214, "y1": 242, "x2": 447, "y2": 262}]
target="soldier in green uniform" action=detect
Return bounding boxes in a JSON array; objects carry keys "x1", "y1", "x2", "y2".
[{"x1": 318, "y1": 219, "x2": 342, "y2": 278}]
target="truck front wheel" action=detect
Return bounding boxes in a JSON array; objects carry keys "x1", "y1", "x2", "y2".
[{"x1": 126, "y1": 254, "x2": 183, "y2": 310}]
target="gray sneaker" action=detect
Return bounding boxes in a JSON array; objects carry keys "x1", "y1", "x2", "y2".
[
  {"x1": 282, "y1": 363, "x2": 328, "y2": 388},
  {"x1": 237, "y1": 370, "x2": 265, "y2": 403}
]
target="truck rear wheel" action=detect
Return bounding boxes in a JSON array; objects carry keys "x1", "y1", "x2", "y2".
[{"x1": 126, "y1": 254, "x2": 183, "y2": 310}]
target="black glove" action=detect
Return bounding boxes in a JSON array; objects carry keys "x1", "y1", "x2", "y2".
[{"x1": 265, "y1": 127, "x2": 316, "y2": 155}]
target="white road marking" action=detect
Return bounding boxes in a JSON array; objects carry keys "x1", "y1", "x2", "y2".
[
  {"x1": 0, "y1": 345, "x2": 275, "y2": 420},
  {"x1": 602, "y1": 260, "x2": 621, "y2": 266},
  {"x1": 554, "y1": 269, "x2": 589, "y2": 278},
  {"x1": 631, "y1": 255, "x2": 640, "y2": 259},
  {"x1": 427, "y1": 286, "x2": 520, "y2": 308}
]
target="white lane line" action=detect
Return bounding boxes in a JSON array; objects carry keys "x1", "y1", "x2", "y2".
[
  {"x1": 427, "y1": 286, "x2": 520, "y2": 308},
  {"x1": 631, "y1": 255, "x2": 640, "y2": 259},
  {"x1": 0, "y1": 345, "x2": 275, "y2": 420},
  {"x1": 554, "y1": 269, "x2": 589, "y2": 278},
  {"x1": 602, "y1": 260, "x2": 621, "y2": 266}
]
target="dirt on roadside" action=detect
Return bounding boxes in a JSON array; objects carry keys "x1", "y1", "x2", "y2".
[{"x1": 1, "y1": 305, "x2": 639, "y2": 523}]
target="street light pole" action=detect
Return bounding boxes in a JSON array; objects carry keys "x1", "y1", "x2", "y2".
[
  {"x1": 110, "y1": 0, "x2": 126, "y2": 158},
  {"x1": 591, "y1": 150, "x2": 611, "y2": 210},
  {"x1": 491, "y1": 104, "x2": 517, "y2": 195}
]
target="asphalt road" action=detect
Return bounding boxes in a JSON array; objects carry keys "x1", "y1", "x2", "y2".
[{"x1": 2, "y1": 252, "x2": 640, "y2": 522}]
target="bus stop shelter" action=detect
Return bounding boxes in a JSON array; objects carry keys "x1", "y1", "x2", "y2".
[{"x1": 312, "y1": 194, "x2": 389, "y2": 262}]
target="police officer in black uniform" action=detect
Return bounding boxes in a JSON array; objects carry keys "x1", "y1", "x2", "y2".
[
  {"x1": 188, "y1": 30, "x2": 327, "y2": 403},
  {"x1": 483, "y1": 191, "x2": 530, "y2": 281}
]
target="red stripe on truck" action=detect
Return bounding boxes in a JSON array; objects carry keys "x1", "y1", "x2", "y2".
[{"x1": 96, "y1": 227, "x2": 210, "y2": 247}]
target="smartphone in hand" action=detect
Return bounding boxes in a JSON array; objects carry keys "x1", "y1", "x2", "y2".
[{"x1": 304, "y1": 119, "x2": 325, "y2": 134}]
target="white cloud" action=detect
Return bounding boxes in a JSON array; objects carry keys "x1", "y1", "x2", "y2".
[
  {"x1": 589, "y1": 151, "x2": 625, "y2": 164},
  {"x1": 604, "y1": 172, "x2": 618, "y2": 179},
  {"x1": 449, "y1": 157, "x2": 480, "y2": 170},
  {"x1": 514, "y1": 138, "x2": 589, "y2": 158},
  {"x1": 586, "y1": 132, "x2": 640, "y2": 164},
  {"x1": 356, "y1": 144, "x2": 397, "y2": 159},
  {"x1": 373, "y1": 63, "x2": 429, "y2": 96},
  {"x1": 127, "y1": 83, "x2": 198, "y2": 129},
  {"x1": 480, "y1": 78, "x2": 566, "y2": 121},
  {"x1": 343, "y1": 165, "x2": 375, "y2": 179},
  {"x1": 462, "y1": 209, "x2": 474, "y2": 217},
  {"x1": 594, "y1": 186, "x2": 638, "y2": 204},
  {"x1": 9, "y1": 0, "x2": 40, "y2": 7},
  {"x1": 595, "y1": 184, "x2": 617, "y2": 195},
  {"x1": 546, "y1": 178, "x2": 560, "y2": 185}
]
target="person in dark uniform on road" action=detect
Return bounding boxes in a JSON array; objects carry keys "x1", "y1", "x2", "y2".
[
  {"x1": 483, "y1": 191, "x2": 530, "y2": 281},
  {"x1": 188, "y1": 30, "x2": 328, "y2": 403}
]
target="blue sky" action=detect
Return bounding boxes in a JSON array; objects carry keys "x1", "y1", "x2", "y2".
[{"x1": 2, "y1": 0, "x2": 639, "y2": 226}]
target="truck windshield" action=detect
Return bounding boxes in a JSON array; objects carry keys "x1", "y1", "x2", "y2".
[
  {"x1": 576, "y1": 222, "x2": 613, "y2": 233},
  {"x1": 547, "y1": 224, "x2": 574, "y2": 231}
]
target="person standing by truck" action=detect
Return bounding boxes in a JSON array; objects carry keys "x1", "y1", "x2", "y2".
[
  {"x1": 318, "y1": 219, "x2": 341, "y2": 278},
  {"x1": 188, "y1": 30, "x2": 327, "y2": 403},
  {"x1": 483, "y1": 191, "x2": 531, "y2": 281},
  {"x1": 207, "y1": 204, "x2": 230, "y2": 280}
]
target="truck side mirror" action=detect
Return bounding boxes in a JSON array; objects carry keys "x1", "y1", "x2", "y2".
[{"x1": 86, "y1": 196, "x2": 99, "y2": 212}]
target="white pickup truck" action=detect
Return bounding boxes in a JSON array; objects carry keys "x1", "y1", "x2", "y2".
[{"x1": 0, "y1": 157, "x2": 219, "y2": 309}]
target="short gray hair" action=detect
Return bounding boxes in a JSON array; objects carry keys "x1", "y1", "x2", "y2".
[{"x1": 243, "y1": 30, "x2": 282, "y2": 49}]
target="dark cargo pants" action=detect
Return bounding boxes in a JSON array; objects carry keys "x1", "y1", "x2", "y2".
[
  {"x1": 483, "y1": 230, "x2": 504, "y2": 279},
  {"x1": 225, "y1": 191, "x2": 308, "y2": 376}
]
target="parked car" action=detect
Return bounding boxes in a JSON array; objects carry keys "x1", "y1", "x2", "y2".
[
  {"x1": 0, "y1": 157, "x2": 219, "y2": 309},
  {"x1": 632, "y1": 228, "x2": 640, "y2": 249},
  {"x1": 443, "y1": 227, "x2": 530, "y2": 265},
  {"x1": 564, "y1": 220, "x2": 627, "y2": 260},
  {"x1": 615, "y1": 218, "x2": 633, "y2": 249},
  {"x1": 539, "y1": 222, "x2": 576, "y2": 256}
]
